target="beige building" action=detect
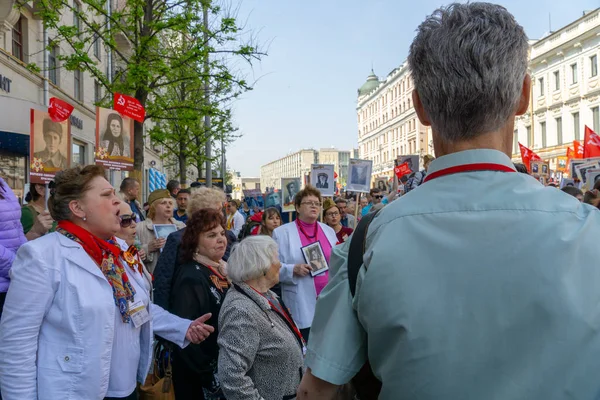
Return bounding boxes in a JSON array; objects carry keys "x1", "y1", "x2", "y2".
[
  {"x1": 231, "y1": 171, "x2": 261, "y2": 200},
  {"x1": 356, "y1": 65, "x2": 433, "y2": 183},
  {"x1": 513, "y1": 8, "x2": 600, "y2": 175},
  {"x1": 0, "y1": 1, "x2": 163, "y2": 200}
]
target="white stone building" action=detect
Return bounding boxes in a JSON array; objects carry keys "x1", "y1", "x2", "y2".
[
  {"x1": 0, "y1": 1, "x2": 163, "y2": 200},
  {"x1": 356, "y1": 65, "x2": 433, "y2": 183},
  {"x1": 513, "y1": 8, "x2": 600, "y2": 175}
]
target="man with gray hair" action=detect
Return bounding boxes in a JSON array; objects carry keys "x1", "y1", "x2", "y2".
[{"x1": 298, "y1": 3, "x2": 600, "y2": 399}]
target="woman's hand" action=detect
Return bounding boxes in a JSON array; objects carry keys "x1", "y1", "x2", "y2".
[
  {"x1": 138, "y1": 248, "x2": 147, "y2": 261},
  {"x1": 148, "y1": 238, "x2": 166, "y2": 252},
  {"x1": 293, "y1": 264, "x2": 312, "y2": 277},
  {"x1": 186, "y1": 313, "x2": 215, "y2": 344},
  {"x1": 27, "y1": 211, "x2": 54, "y2": 240}
]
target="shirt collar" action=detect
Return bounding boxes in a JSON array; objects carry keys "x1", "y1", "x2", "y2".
[{"x1": 427, "y1": 149, "x2": 516, "y2": 176}]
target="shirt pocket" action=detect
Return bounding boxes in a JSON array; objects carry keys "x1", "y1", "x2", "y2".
[{"x1": 38, "y1": 342, "x2": 84, "y2": 374}]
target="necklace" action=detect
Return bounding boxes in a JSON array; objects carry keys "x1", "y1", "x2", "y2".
[{"x1": 296, "y1": 219, "x2": 317, "y2": 239}]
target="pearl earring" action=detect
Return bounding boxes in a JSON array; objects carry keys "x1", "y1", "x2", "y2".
[{"x1": 83, "y1": 216, "x2": 87, "y2": 221}]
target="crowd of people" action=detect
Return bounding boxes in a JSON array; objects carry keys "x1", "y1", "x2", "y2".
[{"x1": 2, "y1": 2, "x2": 600, "y2": 400}]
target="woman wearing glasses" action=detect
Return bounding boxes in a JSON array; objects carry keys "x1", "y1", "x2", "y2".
[
  {"x1": 322, "y1": 199, "x2": 354, "y2": 244},
  {"x1": 272, "y1": 185, "x2": 337, "y2": 341}
]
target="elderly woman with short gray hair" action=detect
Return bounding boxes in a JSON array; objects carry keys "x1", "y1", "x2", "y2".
[{"x1": 218, "y1": 236, "x2": 305, "y2": 400}]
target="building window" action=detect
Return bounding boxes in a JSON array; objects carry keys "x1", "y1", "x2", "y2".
[
  {"x1": 74, "y1": 70, "x2": 82, "y2": 101},
  {"x1": 526, "y1": 126, "x2": 532, "y2": 148},
  {"x1": 73, "y1": 1, "x2": 81, "y2": 33},
  {"x1": 93, "y1": 34, "x2": 101, "y2": 60},
  {"x1": 573, "y1": 112, "x2": 580, "y2": 141},
  {"x1": 72, "y1": 142, "x2": 86, "y2": 166},
  {"x1": 94, "y1": 80, "x2": 101, "y2": 103},
  {"x1": 593, "y1": 106, "x2": 600, "y2": 133},
  {"x1": 554, "y1": 71, "x2": 560, "y2": 91},
  {"x1": 556, "y1": 117, "x2": 562, "y2": 145},
  {"x1": 540, "y1": 121, "x2": 546, "y2": 148},
  {"x1": 48, "y1": 45, "x2": 59, "y2": 85},
  {"x1": 571, "y1": 63, "x2": 578, "y2": 84},
  {"x1": 513, "y1": 130, "x2": 518, "y2": 154},
  {"x1": 12, "y1": 16, "x2": 24, "y2": 61},
  {"x1": 591, "y1": 55, "x2": 598, "y2": 78},
  {"x1": 538, "y1": 77, "x2": 544, "y2": 96}
]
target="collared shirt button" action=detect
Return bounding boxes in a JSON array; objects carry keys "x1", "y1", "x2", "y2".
[{"x1": 64, "y1": 356, "x2": 70, "y2": 362}]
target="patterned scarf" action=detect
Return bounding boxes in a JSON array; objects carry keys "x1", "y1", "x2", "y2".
[{"x1": 57, "y1": 220, "x2": 136, "y2": 323}]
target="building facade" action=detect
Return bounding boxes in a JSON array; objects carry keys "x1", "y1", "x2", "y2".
[
  {"x1": 0, "y1": 1, "x2": 163, "y2": 200},
  {"x1": 260, "y1": 149, "x2": 318, "y2": 191},
  {"x1": 356, "y1": 65, "x2": 433, "y2": 184},
  {"x1": 260, "y1": 148, "x2": 352, "y2": 191},
  {"x1": 513, "y1": 9, "x2": 600, "y2": 175}
]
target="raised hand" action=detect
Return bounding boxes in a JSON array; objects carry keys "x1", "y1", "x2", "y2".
[{"x1": 185, "y1": 313, "x2": 215, "y2": 344}]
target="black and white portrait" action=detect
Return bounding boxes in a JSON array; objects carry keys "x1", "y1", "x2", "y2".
[
  {"x1": 376, "y1": 178, "x2": 388, "y2": 193},
  {"x1": 542, "y1": 164, "x2": 549, "y2": 175},
  {"x1": 398, "y1": 155, "x2": 419, "y2": 174},
  {"x1": 347, "y1": 159, "x2": 373, "y2": 193},
  {"x1": 310, "y1": 164, "x2": 335, "y2": 197},
  {"x1": 153, "y1": 224, "x2": 178, "y2": 239},
  {"x1": 282, "y1": 178, "x2": 301, "y2": 212},
  {"x1": 576, "y1": 161, "x2": 600, "y2": 184},
  {"x1": 531, "y1": 162, "x2": 539, "y2": 174},
  {"x1": 95, "y1": 107, "x2": 134, "y2": 170},
  {"x1": 301, "y1": 242, "x2": 329, "y2": 277},
  {"x1": 585, "y1": 170, "x2": 600, "y2": 189}
]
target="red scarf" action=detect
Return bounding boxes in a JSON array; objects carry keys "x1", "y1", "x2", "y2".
[{"x1": 57, "y1": 220, "x2": 136, "y2": 323}]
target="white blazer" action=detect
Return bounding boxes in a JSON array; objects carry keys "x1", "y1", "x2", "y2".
[
  {"x1": 272, "y1": 221, "x2": 337, "y2": 329},
  {"x1": 0, "y1": 232, "x2": 191, "y2": 400}
]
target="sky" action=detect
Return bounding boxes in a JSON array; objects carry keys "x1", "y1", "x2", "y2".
[{"x1": 226, "y1": 0, "x2": 600, "y2": 177}]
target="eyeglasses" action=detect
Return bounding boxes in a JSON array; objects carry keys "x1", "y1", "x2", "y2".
[
  {"x1": 325, "y1": 212, "x2": 340, "y2": 217},
  {"x1": 374, "y1": 195, "x2": 384, "y2": 199},
  {"x1": 301, "y1": 201, "x2": 322, "y2": 207},
  {"x1": 120, "y1": 214, "x2": 135, "y2": 228}
]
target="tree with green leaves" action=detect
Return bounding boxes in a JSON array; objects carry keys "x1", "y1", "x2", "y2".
[{"x1": 23, "y1": 0, "x2": 264, "y2": 181}]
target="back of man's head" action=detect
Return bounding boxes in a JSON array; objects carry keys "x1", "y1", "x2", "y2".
[
  {"x1": 408, "y1": 3, "x2": 528, "y2": 143},
  {"x1": 561, "y1": 186, "x2": 583, "y2": 199},
  {"x1": 513, "y1": 163, "x2": 529, "y2": 174},
  {"x1": 119, "y1": 177, "x2": 138, "y2": 193}
]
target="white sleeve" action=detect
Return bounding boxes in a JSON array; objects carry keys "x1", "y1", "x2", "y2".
[
  {"x1": 272, "y1": 228, "x2": 297, "y2": 285},
  {"x1": 149, "y1": 303, "x2": 192, "y2": 349},
  {"x1": 0, "y1": 243, "x2": 58, "y2": 400}
]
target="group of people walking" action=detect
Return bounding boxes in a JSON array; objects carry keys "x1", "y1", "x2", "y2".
[{"x1": 3, "y1": 2, "x2": 600, "y2": 400}]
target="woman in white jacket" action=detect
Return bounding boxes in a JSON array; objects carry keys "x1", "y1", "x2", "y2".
[{"x1": 0, "y1": 165, "x2": 213, "y2": 400}]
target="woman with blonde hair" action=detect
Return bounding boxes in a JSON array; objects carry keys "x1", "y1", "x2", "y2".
[{"x1": 136, "y1": 189, "x2": 185, "y2": 274}]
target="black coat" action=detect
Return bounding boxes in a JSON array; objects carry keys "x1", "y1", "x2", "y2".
[{"x1": 170, "y1": 260, "x2": 229, "y2": 398}]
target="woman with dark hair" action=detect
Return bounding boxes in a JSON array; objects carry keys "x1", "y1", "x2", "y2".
[
  {"x1": 170, "y1": 208, "x2": 229, "y2": 400},
  {"x1": 0, "y1": 177, "x2": 27, "y2": 319},
  {"x1": 20, "y1": 183, "x2": 54, "y2": 239},
  {"x1": 102, "y1": 113, "x2": 128, "y2": 157},
  {"x1": 0, "y1": 166, "x2": 212, "y2": 400}
]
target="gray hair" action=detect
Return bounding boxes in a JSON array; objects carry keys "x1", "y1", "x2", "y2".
[
  {"x1": 408, "y1": 3, "x2": 528, "y2": 142},
  {"x1": 227, "y1": 236, "x2": 279, "y2": 283}
]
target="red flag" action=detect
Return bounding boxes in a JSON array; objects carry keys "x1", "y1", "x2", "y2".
[
  {"x1": 113, "y1": 93, "x2": 145, "y2": 123},
  {"x1": 583, "y1": 126, "x2": 600, "y2": 158},
  {"x1": 394, "y1": 162, "x2": 412, "y2": 179},
  {"x1": 334, "y1": 171, "x2": 338, "y2": 179},
  {"x1": 566, "y1": 147, "x2": 574, "y2": 160},
  {"x1": 48, "y1": 97, "x2": 74, "y2": 122},
  {"x1": 518, "y1": 142, "x2": 542, "y2": 171},
  {"x1": 573, "y1": 140, "x2": 584, "y2": 159}
]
